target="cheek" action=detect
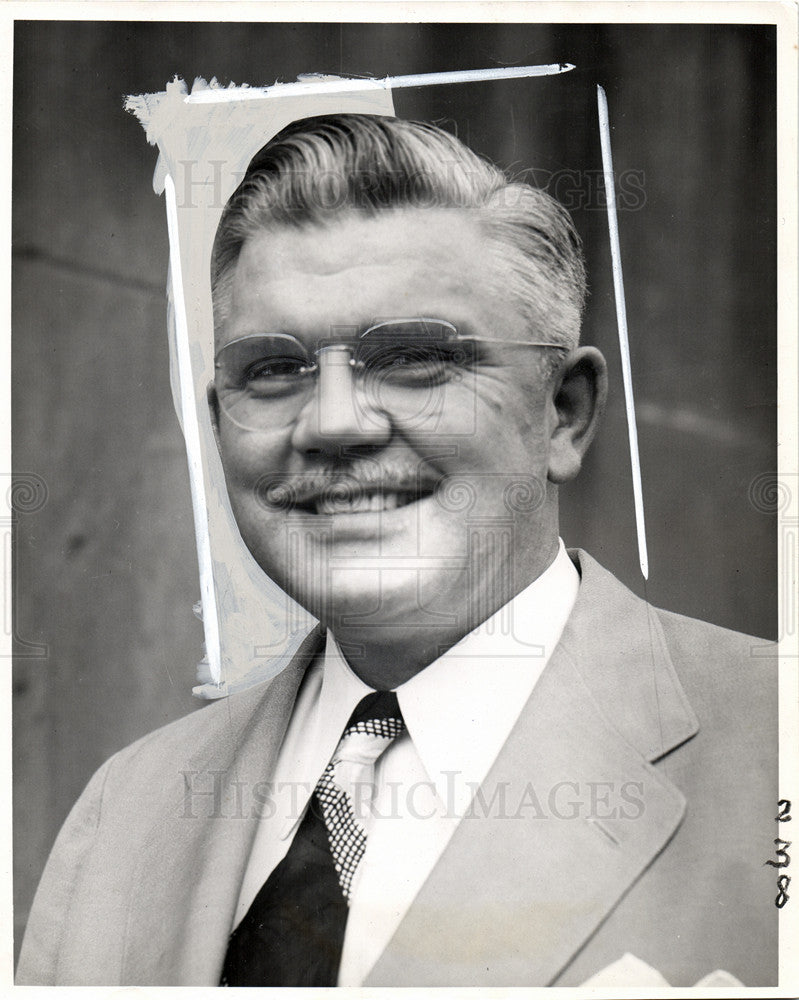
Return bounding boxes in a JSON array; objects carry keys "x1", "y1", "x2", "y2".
[
  {"x1": 217, "y1": 423, "x2": 291, "y2": 488},
  {"x1": 417, "y1": 379, "x2": 549, "y2": 467}
]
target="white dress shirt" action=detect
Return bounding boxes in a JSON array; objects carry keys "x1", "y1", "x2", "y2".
[{"x1": 234, "y1": 539, "x2": 579, "y2": 985}]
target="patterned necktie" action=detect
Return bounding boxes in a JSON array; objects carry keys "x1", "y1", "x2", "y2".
[{"x1": 220, "y1": 690, "x2": 405, "y2": 986}]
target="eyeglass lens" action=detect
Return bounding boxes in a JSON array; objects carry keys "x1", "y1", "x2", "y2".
[{"x1": 214, "y1": 320, "x2": 474, "y2": 431}]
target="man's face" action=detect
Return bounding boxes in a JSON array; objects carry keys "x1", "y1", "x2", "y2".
[{"x1": 211, "y1": 208, "x2": 564, "y2": 636}]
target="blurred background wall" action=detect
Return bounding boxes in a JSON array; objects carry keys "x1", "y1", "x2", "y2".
[{"x1": 12, "y1": 20, "x2": 777, "y2": 959}]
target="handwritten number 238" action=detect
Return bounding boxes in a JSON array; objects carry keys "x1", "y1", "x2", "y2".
[{"x1": 769, "y1": 801, "x2": 791, "y2": 908}]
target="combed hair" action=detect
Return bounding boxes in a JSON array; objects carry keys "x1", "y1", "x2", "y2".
[{"x1": 211, "y1": 114, "x2": 586, "y2": 350}]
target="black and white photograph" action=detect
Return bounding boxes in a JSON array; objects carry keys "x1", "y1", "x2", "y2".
[{"x1": 7, "y1": 7, "x2": 797, "y2": 991}]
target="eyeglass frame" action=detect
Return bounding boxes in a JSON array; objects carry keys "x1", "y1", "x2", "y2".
[{"x1": 213, "y1": 317, "x2": 567, "y2": 382}]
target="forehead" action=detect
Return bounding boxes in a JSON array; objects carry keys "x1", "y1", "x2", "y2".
[{"x1": 220, "y1": 209, "x2": 526, "y2": 345}]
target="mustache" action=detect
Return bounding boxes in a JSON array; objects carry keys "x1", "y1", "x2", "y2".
[{"x1": 255, "y1": 463, "x2": 440, "y2": 510}]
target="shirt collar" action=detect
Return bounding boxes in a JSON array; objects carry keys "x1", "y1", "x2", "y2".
[{"x1": 277, "y1": 637, "x2": 372, "y2": 839}]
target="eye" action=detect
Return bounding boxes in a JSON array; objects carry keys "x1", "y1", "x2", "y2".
[
  {"x1": 360, "y1": 342, "x2": 471, "y2": 386},
  {"x1": 244, "y1": 357, "x2": 307, "y2": 380},
  {"x1": 240, "y1": 354, "x2": 314, "y2": 396}
]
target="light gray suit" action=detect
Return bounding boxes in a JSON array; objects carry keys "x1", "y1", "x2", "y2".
[{"x1": 17, "y1": 551, "x2": 778, "y2": 986}]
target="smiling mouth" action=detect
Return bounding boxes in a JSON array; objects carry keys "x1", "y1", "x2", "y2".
[
  {"x1": 312, "y1": 489, "x2": 428, "y2": 515},
  {"x1": 287, "y1": 483, "x2": 435, "y2": 516}
]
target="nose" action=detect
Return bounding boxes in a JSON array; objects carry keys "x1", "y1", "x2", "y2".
[{"x1": 290, "y1": 346, "x2": 392, "y2": 454}]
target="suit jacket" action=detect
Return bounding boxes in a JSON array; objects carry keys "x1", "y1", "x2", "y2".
[{"x1": 16, "y1": 550, "x2": 778, "y2": 986}]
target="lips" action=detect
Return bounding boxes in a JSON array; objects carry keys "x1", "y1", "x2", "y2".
[
  {"x1": 259, "y1": 473, "x2": 437, "y2": 516},
  {"x1": 256, "y1": 464, "x2": 440, "y2": 516},
  {"x1": 312, "y1": 489, "x2": 423, "y2": 515}
]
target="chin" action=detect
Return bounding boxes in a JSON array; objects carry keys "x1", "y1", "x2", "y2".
[{"x1": 287, "y1": 563, "x2": 458, "y2": 633}]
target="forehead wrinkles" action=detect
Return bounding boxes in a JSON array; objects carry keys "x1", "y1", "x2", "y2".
[
  {"x1": 236, "y1": 245, "x2": 450, "y2": 290},
  {"x1": 239, "y1": 209, "x2": 487, "y2": 277}
]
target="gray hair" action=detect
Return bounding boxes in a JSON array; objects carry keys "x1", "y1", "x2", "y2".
[{"x1": 211, "y1": 113, "x2": 586, "y2": 350}]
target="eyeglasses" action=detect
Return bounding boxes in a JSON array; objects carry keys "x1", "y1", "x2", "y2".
[{"x1": 214, "y1": 318, "x2": 561, "y2": 432}]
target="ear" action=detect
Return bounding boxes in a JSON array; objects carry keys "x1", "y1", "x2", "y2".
[
  {"x1": 547, "y1": 346, "x2": 608, "y2": 484},
  {"x1": 207, "y1": 382, "x2": 222, "y2": 451}
]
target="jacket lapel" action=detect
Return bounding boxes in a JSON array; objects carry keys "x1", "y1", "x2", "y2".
[
  {"x1": 121, "y1": 625, "x2": 324, "y2": 985},
  {"x1": 366, "y1": 552, "x2": 698, "y2": 986}
]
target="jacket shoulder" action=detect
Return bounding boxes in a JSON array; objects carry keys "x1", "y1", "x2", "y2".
[
  {"x1": 653, "y1": 606, "x2": 777, "y2": 778},
  {"x1": 655, "y1": 604, "x2": 772, "y2": 660},
  {"x1": 16, "y1": 661, "x2": 305, "y2": 984},
  {"x1": 111, "y1": 674, "x2": 275, "y2": 771},
  {"x1": 110, "y1": 626, "x2": 324, "y2": 777},
  {"x1": 654, "y1": 606, "x2": 776, "y2": 705}
]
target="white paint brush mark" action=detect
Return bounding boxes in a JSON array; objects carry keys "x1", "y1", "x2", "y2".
[
  {"x1": 164, "y1": 174, "x2": 223, "y2": 683},
  {"x1": 185, "y1": 64, "x2": 575, "y2": 103},
  {"x1": 597, "y1": 85, "x2": 649, "y2": 581}
]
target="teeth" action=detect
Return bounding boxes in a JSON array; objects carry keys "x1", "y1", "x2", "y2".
[{"x1": 313, "y1": 491, "x2": 412, "y2": 514}]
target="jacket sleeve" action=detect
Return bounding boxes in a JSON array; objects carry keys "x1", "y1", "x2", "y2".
[{"x1": 16, "y1": 755, "x2": 115, "y2": 985}]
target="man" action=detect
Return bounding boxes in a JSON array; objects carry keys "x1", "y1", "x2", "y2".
[{"x1": 17, "y1": 114, "x2": 777, "y2": 987}]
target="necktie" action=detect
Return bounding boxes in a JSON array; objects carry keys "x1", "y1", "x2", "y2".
[{"x1": 220, "y1": 690, "x2": 405, "y2": 986}]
